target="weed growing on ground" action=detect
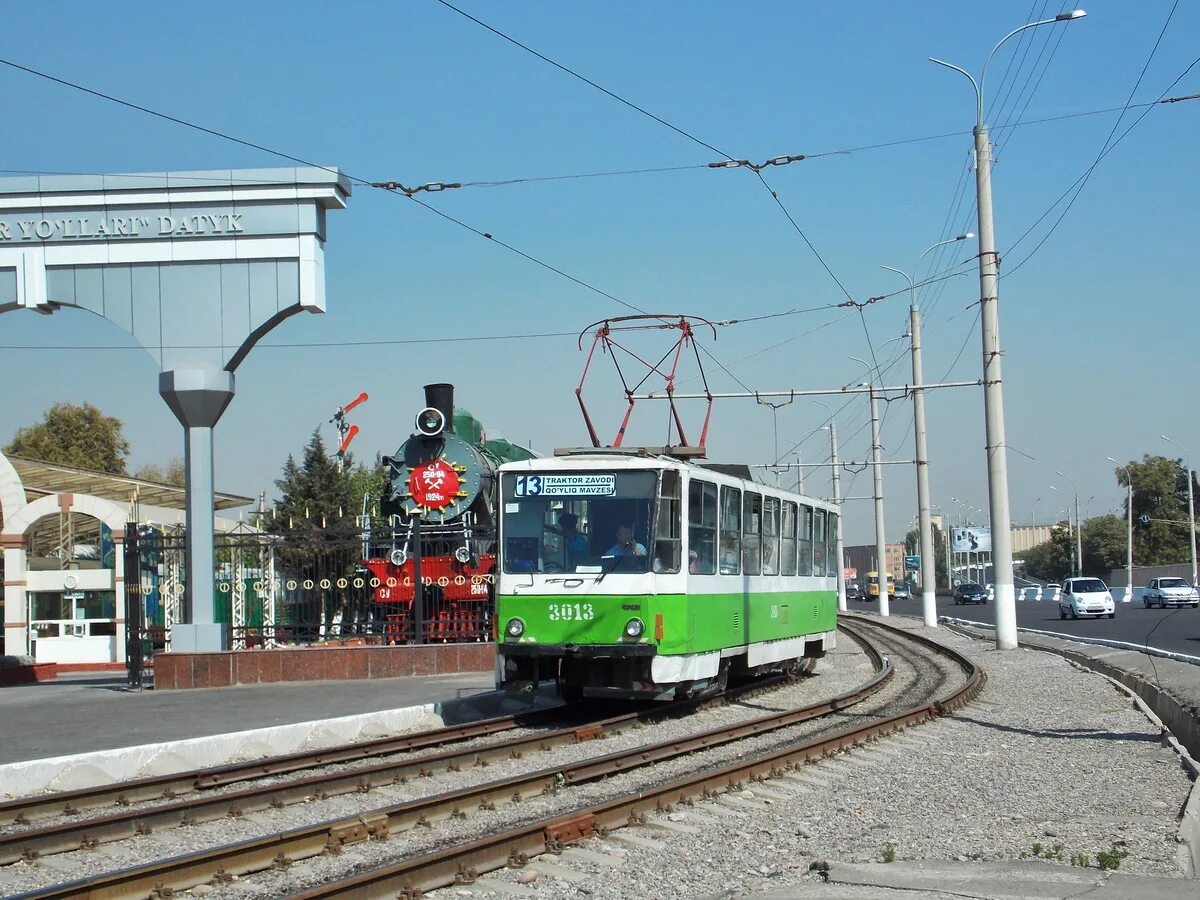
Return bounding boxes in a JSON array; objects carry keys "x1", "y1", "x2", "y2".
[
  {"x1": 1031, "y1": 842, "x2": 1065, "y2": 862},
  {"x1": 1070, "y1": 852, "x2": 1091, "y2": 868},
  {"x1": 1096, "y1": 843, "x2": 1128, "y2": 871},
  {"x1": 882, "y1": 845, "x2": 896, "y2": 864}
]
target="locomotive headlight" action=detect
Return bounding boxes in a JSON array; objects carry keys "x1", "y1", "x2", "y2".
[
  {"x1": 506, "y1": 618, "x2": 525, "y2": 638},
  {"x1": 624, "y1": 618, "x2": 645, "y2": 639},
  {"x1": 454, "y1": 546, "x2": 472, "y2": 564},
  {"x1": 415, "y1": 407, "x2": 446, "y2": 437},
  {"x1": 390, "y1": 548, "x2": 408, "y2": 567}
]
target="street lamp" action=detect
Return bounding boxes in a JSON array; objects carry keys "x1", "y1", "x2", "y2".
[
  {"x1": 1054, "y1": 470, "x2": 1083, "y2": 577},
  {"x1": 930, "y1": 9, "x2": 1087, "y2": 651},
  {"x1": 1163, "y1": 435, "x2": 1198, "y2": 587},
  {"x1": 1107, "y1": 457, "x2": 1134, "y2": 601}
]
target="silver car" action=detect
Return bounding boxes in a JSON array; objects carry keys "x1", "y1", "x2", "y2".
[{"x1": 1143, "y1": 577, "x2": 1199, "y2": 609}]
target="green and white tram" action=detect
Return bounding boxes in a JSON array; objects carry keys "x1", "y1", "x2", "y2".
[{"x1": 495, "y1": 450, "x2": 840, "y2": 701}]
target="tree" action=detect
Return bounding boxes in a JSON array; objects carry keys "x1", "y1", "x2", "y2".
[
  {"x1": 273, "y1": 430, "x2": 356, "y2": 529},
  {"x1": 1115, "y1": 454, "x2": 1198, "y2": 566},
  {"x1": 1080, "y1": 515, "x2": 1127, "y2": 578},
  {"x1": 134, "y1": 458, "x2": 186, "y2": 486},
  {"x1": 1022, "y1": 522, "x2": 1073, "y2": 583},
  {"x1": 5, "y1": 402, "x2": 130, "y2": 474},
  {"x1": 347, "y1": 454, "x2": 389, "y2": 517},
  {"x1": 903, "y1": 523, "x2": 947, "y2": 590}
]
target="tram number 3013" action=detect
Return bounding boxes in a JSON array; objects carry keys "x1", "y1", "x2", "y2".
[{"x1": 547, "y1": 603, "x2": 595, "y2": 622}]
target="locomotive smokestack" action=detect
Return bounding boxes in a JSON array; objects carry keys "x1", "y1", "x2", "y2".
[{"x1": 423, "y1": 383, "x2": 455, "y2": 432}]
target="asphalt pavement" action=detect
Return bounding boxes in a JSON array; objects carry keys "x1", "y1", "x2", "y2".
[{"x1": 847, "y1": 595, "x2": 1200, "y2": 658}]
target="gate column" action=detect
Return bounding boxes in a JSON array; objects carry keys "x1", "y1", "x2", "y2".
[{"x1": 160, "y1": 369, "x2": 236, "y2": 651}]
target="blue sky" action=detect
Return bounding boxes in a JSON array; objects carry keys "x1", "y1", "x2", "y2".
[{"x1": 1, "y1": 1, "x2": 1196, "y2": 545}]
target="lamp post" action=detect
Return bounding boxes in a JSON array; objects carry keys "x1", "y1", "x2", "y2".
[
  {"x1": 931, "y1": 8, "x2": 1087, "y2": 650},
  {"x1": 1055, "y1": 470, "x2": 1083, "y2": 576},
  {"x1": 881, "y1": 233, "x2": 973, "y2": 630},
  {"x1": 1163, "y1": 435, "x2": 1198, "y2": 588},
  {"x1": 1107, "y1": 457, "x2": 1134, "y2": 599}
]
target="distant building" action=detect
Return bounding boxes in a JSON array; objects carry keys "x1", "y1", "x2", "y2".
[
  {"x1": 1011, "y1": 524, "x2": 1052, "y2": 554},
  {"x1": 844, "y1": 542, "x2": 907, "y2": 586}
]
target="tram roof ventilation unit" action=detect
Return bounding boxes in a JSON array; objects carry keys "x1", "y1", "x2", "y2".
[{"x1": 552, "y1": 446, "x2": 708, "y2": 460}]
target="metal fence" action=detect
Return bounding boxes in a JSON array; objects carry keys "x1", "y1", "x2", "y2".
[{"x1": 124, "y1": 521, "x2": 495, "y2": 684}]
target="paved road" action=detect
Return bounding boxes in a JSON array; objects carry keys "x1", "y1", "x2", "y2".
[{"x1": 848, "y1": 596, "x2": 1200, "y2": 659}]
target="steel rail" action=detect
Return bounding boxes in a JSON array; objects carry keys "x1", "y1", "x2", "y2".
[
  {"x1": 0, "y1": 706, "x2": 570, "y2": 828},
  {"x1": 0, "y1": 673, "x2": 792, "y2": 865},
  {"x1": 285, "y1": 616, "x2": 983, "y2": 899},
  {"x1": 12, "y1": 627, "x2": 889, "y2": 900}
]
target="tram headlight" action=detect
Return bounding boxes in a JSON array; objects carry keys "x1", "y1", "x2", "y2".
[
  {"x1": 624, "y1": 618, "x2": 645, "y2": 639},
  {"x1": 506, "y1": 618, "x2": 525, "y2": 638}
]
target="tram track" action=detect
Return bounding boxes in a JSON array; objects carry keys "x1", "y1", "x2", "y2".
[
  {"x1": 280, "y1": 615, "x2": 982, "y2": 900},
  {"x1": 0, "y1": 668, "x2": 808, "y2": 867},
  {"x1": 6, "y1": 625, "x2": 893, "y2": 899},
  {"x1": 0, "y1": 706, "x2": 569, "y2": 829}
]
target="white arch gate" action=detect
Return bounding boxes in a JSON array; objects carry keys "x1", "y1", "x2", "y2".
[{"x1": 0, "y1": 168, "x2": 350, "y2": 651}]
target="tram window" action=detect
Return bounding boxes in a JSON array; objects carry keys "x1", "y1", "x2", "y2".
[
  {"x1": 830, "y1": 513, "x2": 840, "y2": 578},
  {"x1": 688, "y1": 479, "x2": 718, "y2": 575},
  {"x1": 719, "y1": 486, "x2": 741, "y2": 575},
  {"x1": 654, "y1": 471, "x2": 682, "y2": 573},
  {"x1": 781, "y1": 501, "x2": 798, "y2": 576},
  {"x1": 762, "y1": 497, "x2": 781, "y2": 575},
  {"x1": 813, "y1": 509, "x2": 828, "y2": 576},
  {"x1": 798, "y1": 505, "x2": 814, "y2": 576},
  {"x1": 743, "y1": 492, "x2": 762, "y2": 576}
]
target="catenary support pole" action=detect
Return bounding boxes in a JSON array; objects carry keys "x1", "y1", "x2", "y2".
[
  {"x1": 910, "y1": 305, "x2": 937, "y2": 627},
  {"x1": 972, "y1": 121, "x2": 1018, "y2": 649},
  {"x1": 829, "y1": 423, "x2": 846, "y2": 612},
  {"x1": 870, "y1": 387, "x2": 890, "y2": 617}
]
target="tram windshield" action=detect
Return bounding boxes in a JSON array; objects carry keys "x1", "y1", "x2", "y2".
[{"x1": 501, "y1": 470, "x2": 679, "y2": 574}]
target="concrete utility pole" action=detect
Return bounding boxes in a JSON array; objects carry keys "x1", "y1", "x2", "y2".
[
  {"x1": 931, "y1": 9, "x2": 1086, "y2": 650},
  {"x1": 1163, "y1": 435, "x2": 1198, "y2": 588},
  {"x1": 827, "y1": 422, "x2": 847, "y2": 612},
  {"x1": 869, "y1": 386, "x2": 890, "y2": 617},
  {"x1": 1108, "y1": 458, "x2": 1134, "y2": 597},
  {"x1": 883, "y1": 241, "x2": 969, "y2": 629},
  {"x1": 910, "y1": 306, "x2": 937, "y2": 627}
]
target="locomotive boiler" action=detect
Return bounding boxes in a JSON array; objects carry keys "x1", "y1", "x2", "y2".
[{"x1": 362, "y1": 383, "x2": 535, "y2": 641}]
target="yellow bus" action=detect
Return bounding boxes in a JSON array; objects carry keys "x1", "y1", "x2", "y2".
[{"x1": 867, "y1": 571, "x2": 895, "y2": 599}]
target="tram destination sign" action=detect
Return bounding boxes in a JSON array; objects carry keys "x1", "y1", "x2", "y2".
[
  {"x1": 0, "y1": 204, "x2": 321, "y2": 243},
  {"x1": 514, "y1": 474, "x2": 616, "y2": 497}
]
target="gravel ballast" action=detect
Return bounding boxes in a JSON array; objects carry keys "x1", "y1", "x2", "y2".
[
  {"x1": 0, "y1": 636, "x2": 878, "y2": 896},
  {"x1": 430, "y1": 619, "x2": 1196, "y2": 899}
]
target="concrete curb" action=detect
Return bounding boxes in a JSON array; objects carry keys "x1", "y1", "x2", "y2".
[
  {"x1": 941, "y1": 617, "x2": 1200, "y2": 880},
  {"x1": 0, "y1": 702, "x2": 440, "y2": 799}
]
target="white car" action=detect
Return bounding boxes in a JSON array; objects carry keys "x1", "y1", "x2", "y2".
[
  {"x1": 1058, "y1": 577, "x2": 1116, "y2": 620},
  {"x1": 1021, "y1": 586, "x2": 1041, "y2": 601},
  {"x1": 1041, "y1": 584, "x2": 1062, "y2": 603},
  {"x1": 1143, "y1": 577, "x2": 1199, "y2": 609}
]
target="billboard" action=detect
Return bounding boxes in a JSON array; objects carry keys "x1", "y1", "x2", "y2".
[{"x1": 951, "y1": 527, "x2": 992, "y2": 553}]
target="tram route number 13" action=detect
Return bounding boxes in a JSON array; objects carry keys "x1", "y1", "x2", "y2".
[{"x1": 547, "y1": 602, "x2": 595, "y2": 622}]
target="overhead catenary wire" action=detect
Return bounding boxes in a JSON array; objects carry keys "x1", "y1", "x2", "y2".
[
  {"x1": 0, "y1": 54, "x2": 672, "y2": 327},
  {"x1": 1001, "y1": 6, "x2": 1192, "y2": 278},
  {"x1": 431, "y1": 0, "x2": 856, "y2": 305}
]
